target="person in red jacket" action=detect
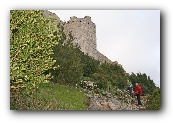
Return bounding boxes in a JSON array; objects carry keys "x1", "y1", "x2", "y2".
[{"x1": 135, "y1": 83, "x2": 142, "y2": 106}]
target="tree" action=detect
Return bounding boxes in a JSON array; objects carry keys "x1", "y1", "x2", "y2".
[
  {"x1": 90, "y1": 61, "x2": 127, "y2": 90},
  {"x1": 50, "y1": 28, "x2": 83, "y2": 85},
  {"x1": 128, "y1": 72, "x2": 158, "y2": 95},
  {"x1": 146, "y1": 91, "x2": 160, "y2": 110},
  {"x1": 10, "y1": 10, "x2": 61, "y2": 93},
  {"x1": 79, "y1": 53, "x2": 99, "y2": 77}
]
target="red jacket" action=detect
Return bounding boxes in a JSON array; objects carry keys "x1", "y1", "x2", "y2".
[{"x1": 135, "y1": 84, "x2": 142, "y2": 95}]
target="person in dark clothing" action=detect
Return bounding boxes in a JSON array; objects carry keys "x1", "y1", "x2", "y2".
[
  {"x1": 126, "y1": 79, "x2": 134, "y2": 98},
  {"x1": 135, "y1": 83, "x2": 142, "y2": 105}
]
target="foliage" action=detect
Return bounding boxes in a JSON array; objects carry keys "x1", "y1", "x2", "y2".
[
  {"x1": 50, "y1": 26, "x2": 83, "y2": 85},
  {"x1": 10, "y1": 83, "x2": 88, "y2": 110},
  {"x1": 10, "y1": 10, "x2": 61, "y2": 93},
  {"x1": 91, "y1": 62, "x2": 127, "y2": 91},
  {"x1": 10, "y1": 10, "x2": 160, "y2": 110},
  {"x1": 79, "y1": 53, "x2": 100, "y2": 77},
  {"x1": 146, "y1": 91, "x2": 160, "y2": 110},
  {"x1": 128, "y1": 72, "x2": 159, "y2": 95},
  {"x1": 127, "y1": 72, "x2": 160, "y2": 110}
]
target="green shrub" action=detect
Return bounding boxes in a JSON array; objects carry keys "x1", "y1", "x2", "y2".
[
  {"x1": 90, "y1": 62, "x2": 127, "y2": 90},
  {"x1": 80, "y1": 53, "x2": 99, "y2": 77},
  {"x1": 50, "y1": 30, "x2": 83, "y2": 85},
  {"x1": 146, "y1": 92, "x2": 160, "y2": 110},
  {"x1": 10, "y1": 10, "x2": 61, "y2": 93},
  {"x1": 51, "y1": 43, "x2": 83, "y2": 85}
]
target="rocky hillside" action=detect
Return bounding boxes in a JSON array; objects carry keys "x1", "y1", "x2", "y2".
[
  {"x1": 81, "y1": 81, "x2": 147, "y2": 110},
  {"x1": 86, "y1": 91, "x2": 147, "y2": 110}
]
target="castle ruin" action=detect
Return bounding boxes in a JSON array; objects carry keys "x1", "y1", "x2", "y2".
[
  {"x1": 44, "y1": 10, "x2": 112, "y2": 63},
  {"x1": 63, "y1": 16, "x2": 97, "y2": 59}
]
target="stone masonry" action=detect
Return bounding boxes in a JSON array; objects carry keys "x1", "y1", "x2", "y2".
[
  {"x1": 63, "y1": 16, "x2": 112, "y2": 63},
  {"x1": 63, "y1": 16, "x2": 97, "y2": 59},
  {"x1": 44, "y1": 10, "x2": 112, "y2": 63}
]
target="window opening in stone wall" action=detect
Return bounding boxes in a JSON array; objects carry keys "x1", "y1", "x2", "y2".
[{"x1": 88, "y1": 22, "x2": 89, "y2": 24}]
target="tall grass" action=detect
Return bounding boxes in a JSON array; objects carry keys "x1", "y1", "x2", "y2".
[{"x1": 10, "y1": 83, "x2": 89, "y2": 110}]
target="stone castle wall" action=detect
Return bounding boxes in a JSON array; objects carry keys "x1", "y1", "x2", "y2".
[
  {"x1": 44, "y1": 10, "x2": 112, "y2": 63},
  {"x1": 63, "y1": 16, "x2": 97, "y2": 58},
  {"x1": 63, "y1": 16, "x2": 112, "y2": 63}
]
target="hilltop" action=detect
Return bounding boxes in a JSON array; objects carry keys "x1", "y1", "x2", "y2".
[{"x1": 10, "y1": 10, "x2": 160, "y2": 110}]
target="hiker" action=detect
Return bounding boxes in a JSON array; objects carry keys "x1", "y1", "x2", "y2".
[
  {"x1": 126, "y1": 79, "x2": 134, "y2": 98},
  {"x1": 135, "y1": 83, "x2": 142, "y2": 106}
]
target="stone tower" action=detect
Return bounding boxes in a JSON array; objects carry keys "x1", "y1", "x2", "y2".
[
  {"x1": 63, "y1": 16, "x2": 112, "y2": 63},
  {"x1": 63, "y1": 16, "x2": 97, "y2": 58},
  {"x1": 43, "y1": 10, "x2": 112, "y2": 63}
]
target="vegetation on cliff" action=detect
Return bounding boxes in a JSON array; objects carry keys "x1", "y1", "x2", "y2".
[
  {"x1": 49, "y1": 24, "x2": 83, "y2": 85},
  {"x1": 10, "y1": 10, "x2": 160, "y2": 110}
]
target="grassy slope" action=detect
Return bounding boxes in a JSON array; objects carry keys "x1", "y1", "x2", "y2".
[{"x1": 10, "y1": 83, "x2": 88, "y2": 110}]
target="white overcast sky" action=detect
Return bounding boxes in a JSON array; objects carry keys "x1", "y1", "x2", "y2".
[{"x1": 49, "y1": 10, "x2": 160, "y2": 87}]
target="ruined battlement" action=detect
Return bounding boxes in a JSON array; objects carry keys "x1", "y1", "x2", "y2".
[
  {"x1": 63, "y1": 16, "x2": 97, "y2": 59},
  {"x1": 69, "y1": 16, "x2": 92, "y2": 22},
  {"x1": 44, "y1": 10, "x2": 112, "y2": 63}
]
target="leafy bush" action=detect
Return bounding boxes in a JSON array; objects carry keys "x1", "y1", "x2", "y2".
[
  {"x1": 90, "y1": 62, "x2": 127, "y2": 91},
  {"x1": 146, "y1": 92, "x2": 160, "y2": 110},
  {"x1": 79, "y1": 53, "x2": 99, "y2": 77},
  {"x1": 10, "y1": 10, "x2": 61, "y2": 92},
  {"x1": 50, "y1": 27, "x2": 83, "y2": 85}
]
